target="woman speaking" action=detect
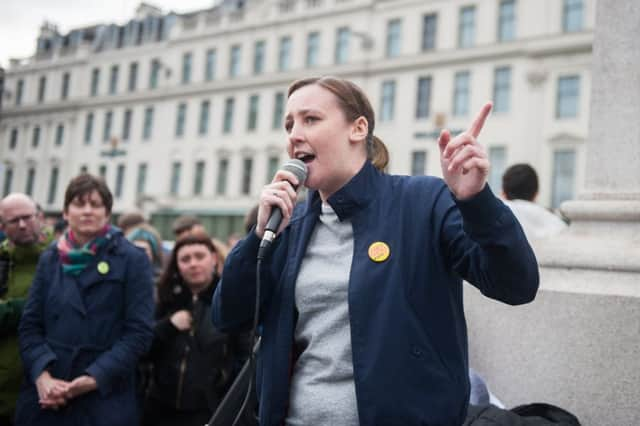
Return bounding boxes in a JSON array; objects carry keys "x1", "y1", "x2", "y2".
[{"x1": 213, "y1": 76, "x2": 539, "y2": 425}]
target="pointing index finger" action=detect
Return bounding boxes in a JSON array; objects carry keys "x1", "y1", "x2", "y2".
[{"x1": 468, "y1": 102, "x2": 493, "y2": 138}]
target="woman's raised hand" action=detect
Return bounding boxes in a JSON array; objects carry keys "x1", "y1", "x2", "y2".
[{"x1": 438, "y1": 102, "x2": 492, "y2": 200}]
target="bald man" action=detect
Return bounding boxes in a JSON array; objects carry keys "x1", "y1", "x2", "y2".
[{"x1": 0, "y1": 193, "x2": 53, "y2": 425}]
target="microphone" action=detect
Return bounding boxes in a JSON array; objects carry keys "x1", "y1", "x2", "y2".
[{"x1": 258, "y1": 159, "x2": 308, "y2": 259}]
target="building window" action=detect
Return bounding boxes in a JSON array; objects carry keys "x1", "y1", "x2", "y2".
[
  {"x1": 84, "y1": 113, "x2": 94, "y2": 144},
  {"x1": 411, "y1": 151, "x2": 427, "y2": 176},
  {"x1": 122, "y1": 109, "x2": 132, "y2": 141},
  {"x1": 149, "y1": 59, "x2": 160, "y2": 89},
  {"x1": 15, "y1": 79, "x2": 24, "y2": 106},
  {"x1": 9, "y1": 128, "x2": 18, "y2": 150},
  {"x1": 556, "y1": 76, "x2": 580, "y2": 118},
  {"x1": 61, "y1": 72, "x2": 70, "y2": 100},
  {"x1": 306, "y1": 32, "x2": 320, "y2": 68},
  {"x1": 3, "y1": 168, "x2": 13, "y2": 197},
  {"x1": 563, "y1": 0, "x2": 583, "y2": 33},
  {"x1": 335, "y1": 27, "x2": 350, "y2": 65},
  {"x1": 242, "y1": 157, "x2": 253, "y2": 195},
  {"x1": 386, "y1": 19, "x2": 402, "y2": 58},
  {"x1": 115, "y1": 164, "x2": 125, "y2": 198},
  {"x1": 216, "y1": 158, "x2": 229, "y2": 196},
  {"x1": 488, "y1": 146, "x2": 507, "y2": 192},
  {"x1": 278, "y1": 36, "x2": 292, "y2": 71},
  {"x1": 493, "y1": 67, "x2": 511, "y2": 113},
  {"x1": 109, "y1": 65, "x2": 119, "y2": 94},
  {"x1": 380, "y1": 80, "x2": 396, "y2": 122},
  {"x1": 199, "y1": 100, "x2": 210, "y2": 135},
  {"x1": 422, "y1": 14, "x2": 437, "y2": 51},
  {"x1": 273, "y1": 92, "x2": 285, "y2": 129},
  {"x1": 205, "y1": 49, "x2": 217, "y2": 81},
  {"x1": 182, "y1": 52, "x2": 192, "y2": 84},
  {"x1": 128, "y1": 62, "x2": 138, "y2": 91},
  {"x1": 458, "y1": 6, "x2": 476, "y2": 48},
  {"x1": 90, "y1": 68, "x2": 100, "y2": 96},
  {"x1": 103, "y1": 111, "x2": 113, "y2": 142},
  {"x1": 136, "y1": 163, "x2": 147, "y2": 195},
  {"x1": 170, "y1": 161, "x2": 181, "y2": 196},
  {"x1": 229, "y1": 45, "x2": 241, "y2": 78},
  {"x1": 416, "y1": 76, "x2": 432, "y2": 119},
  {"x1": 32, "y1": 126, "x2": 41, "y2": 148},
  {"x1": 248, "y1": 94, "x2": 259, "y2": 131},
  {"x1": 143, "y1": 107, "x2": 154, "y2": 140},
  {"x1": 552, "y1": 149, "x2": 576, "y2": 208},
  {"x1": 55, "y1": 124, "x2": 64, "y2": 146},
  {"x1": 38, "y1": 76, "x2": 46, "y2": 103},
  {"x1": 498, "y1": 0, "x2": 516, "y2": 42},
  {"x1": 267, "y1": 155, "x2": 279, "y2": 183},
  {"x1": 453, "y1": 71, "x2": 470, "y2": 116},
  {"x1": 253, "y1": 41, "x2": 265, "y2": 75},
  {"x1": 175, "y1": 103, "x2": 187, "y2": 137},
  {"x1": 25, "y1": 167, "x2": 35, "y2": 196},
  {"x1": 223, "y1": 97, "x2": 234, "y2": 133},
  {"x1": 99, "y1": 164, "x2": 107, "y2": 179},
  {"x1": 193, "y1": 160, "x2": 205, "y2": 195}
]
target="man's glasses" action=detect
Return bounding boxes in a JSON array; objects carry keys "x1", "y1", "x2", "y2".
[{"x1": 3, "y1": 213, "x2": 36, "y2": 226}]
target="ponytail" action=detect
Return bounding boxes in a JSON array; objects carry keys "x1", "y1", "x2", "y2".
[{"x1": 368, "y1": 135, "x2": 389, "y2": 172}]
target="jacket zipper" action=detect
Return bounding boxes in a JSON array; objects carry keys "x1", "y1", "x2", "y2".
[
  {"x1": 175, "y1": 342, "x2": 190, "y2": 410},
  {"x1": 176, "y1": 297, "x2": 198, "y2": 410}
]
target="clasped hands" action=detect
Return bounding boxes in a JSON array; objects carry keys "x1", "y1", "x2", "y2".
[{"x1": 35, "y1": 370, "x2": 97, "y2": 410}]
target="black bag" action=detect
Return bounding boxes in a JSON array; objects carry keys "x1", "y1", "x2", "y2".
[
  {"x1": 465, "y1": 403, "x2": 581, "y2": 426},
  {"x1": 207, "y1": 338, "x2": 260, "y2": 426}
]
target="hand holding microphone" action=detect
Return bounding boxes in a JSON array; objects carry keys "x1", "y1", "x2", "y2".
[{"x1": 256, "y1": 159, "x2": 307, "y2": 259}]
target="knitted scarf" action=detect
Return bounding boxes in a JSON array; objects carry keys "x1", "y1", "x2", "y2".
[{"x1": 57, "y1": 225, "x2": 112, "y2": 275}]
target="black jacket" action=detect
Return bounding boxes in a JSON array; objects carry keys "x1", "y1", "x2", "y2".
[{"x1": 146, "y1": 275, "x2": 251, "y2": 412}]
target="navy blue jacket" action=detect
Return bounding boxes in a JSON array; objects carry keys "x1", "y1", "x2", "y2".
[
  {"x1": 15, "y1": 230, "x2": 154, "y2": 426},
  {"x1": 212, "y1": 161, "x2": 539, "y2": 425}
]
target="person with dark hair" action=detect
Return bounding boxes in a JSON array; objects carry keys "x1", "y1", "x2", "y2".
[
  {"x1": 502, "y1": 164, "x2": 567, "y2": 240},
  {"x1": 142, "y1": 232, "x2": 250, "y2": 426},
  {"x1": 172, "y1": 215, "x2": 206, "y2": 239},
  {"x1": 212, "y1": 76, "x2": 539, "y2": 425},
  {"x1": 52, "y1": 218, "x2": 68, "y2": 240},
  {"x1": 15, "y1": 173, "x2": 154, "y2": 426},
  {"x1": 0, "y1": 193, "x2": 53, "y2": 425}
]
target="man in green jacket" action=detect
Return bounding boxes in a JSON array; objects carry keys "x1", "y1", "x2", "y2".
[{"x1": 0, "y1": 193, "x2": 53, "y2": 425}]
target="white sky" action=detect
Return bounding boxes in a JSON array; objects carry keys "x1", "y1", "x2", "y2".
[{"x1": 0, "y1": 0, "x2": 217, "y2": 68}]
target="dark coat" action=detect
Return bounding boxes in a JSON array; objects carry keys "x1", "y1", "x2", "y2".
[
  {"x1": 144, "y1": 275, "x2": 251, "y2": 418},
  {"x1": 212, "y1": 161, "x2": 539, "y2": 426},
  {"x1": 15, "y1": 230, "x2": 154, "y2": 426}
]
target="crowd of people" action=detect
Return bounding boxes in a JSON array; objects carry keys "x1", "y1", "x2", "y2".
[
  {"x1": 0, "y1": 174, "x2": 255, "y2": 425},
  {"x1": 0, "y1": 76, "x2": 573, "y2": 426}
]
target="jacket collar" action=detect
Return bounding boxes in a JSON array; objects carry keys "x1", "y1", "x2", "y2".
[{"x1": 300, "y1": 160, "x2": 381, "y2": 222}]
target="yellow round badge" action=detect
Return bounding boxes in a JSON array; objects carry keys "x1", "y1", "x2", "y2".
[
  {"x1": 97, "y1": 261, "x2": 110, "y2": 275},
  {"x1": 368, "y1": 242, "x2": 390, "y2": 263}
]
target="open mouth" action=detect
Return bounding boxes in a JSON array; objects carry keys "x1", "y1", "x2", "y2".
[{"x1": 296, "y1": 153, "x2": 316, "y2": 164}]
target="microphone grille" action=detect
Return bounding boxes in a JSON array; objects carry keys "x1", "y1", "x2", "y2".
[{"x1": 282, "y1": 159, "x2": 308, "y2": 185}]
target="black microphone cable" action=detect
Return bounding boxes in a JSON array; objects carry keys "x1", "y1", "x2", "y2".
[{"x1": 230, "y1": 257, "x2": 263, "y2": 426}]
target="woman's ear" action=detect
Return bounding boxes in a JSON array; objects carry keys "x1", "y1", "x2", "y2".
[{"x1": 349, "y1": 116, "x2": 369, "y2": 144}]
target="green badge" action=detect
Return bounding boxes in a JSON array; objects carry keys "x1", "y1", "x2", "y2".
[{"x1": 97, "y1": 261, "x2": 110, "y2": 275}]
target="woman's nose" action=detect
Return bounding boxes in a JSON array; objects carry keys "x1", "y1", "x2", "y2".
[{"x1": 288, "y1": 121, "x2": 303, "y2": 141}]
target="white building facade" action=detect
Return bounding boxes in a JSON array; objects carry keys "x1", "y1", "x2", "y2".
[{"x1": 0, "y1": 0, "x2": 594, "y2": 238}]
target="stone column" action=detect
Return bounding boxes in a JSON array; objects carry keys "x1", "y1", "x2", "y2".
[{"x1": 465, "y1": 3, "x2": 640, "y2": 425}]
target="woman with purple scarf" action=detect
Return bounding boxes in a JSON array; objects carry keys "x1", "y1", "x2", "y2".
[{"x1": 14, "y1": 173, "x2": 154, "y2": 426}]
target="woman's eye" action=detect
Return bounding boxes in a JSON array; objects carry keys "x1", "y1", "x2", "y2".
[{"x1": 305, "y1": 116, "x2": 317, "y2": 124}]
